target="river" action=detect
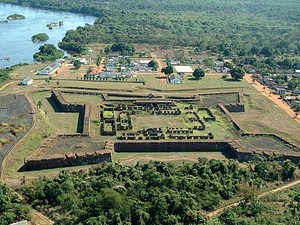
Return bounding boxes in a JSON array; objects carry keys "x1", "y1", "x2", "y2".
[{"x1": 0, "y1": 3, "x2": 96, "y2": 68}]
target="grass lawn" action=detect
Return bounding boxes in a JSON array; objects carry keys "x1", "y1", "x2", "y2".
[
  {"x1": 61, "y1": 93, "x2": 103, "y2": 105},
  {"x1": 231, "y1": 84, "x2": 300, "y2": 145},
  {"x1": 32, "y1": 91, "x2": 80, "y2": 134},
  {"x1": 113, "y1": 151, "x2": 228, "y2": 165}
]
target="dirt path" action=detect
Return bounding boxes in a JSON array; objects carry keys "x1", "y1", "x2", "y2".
[
  {"x1": 207, "y1": 179, "x2": 300, "y2": 218},
  {"x1": 0, "y1": 80, "x2": 18, "y2": 92},
  {"x1": 97, "y1": 57, "x2": 105, "y2": 73},
  {"x1": 244, "y1": 74, "x2": 300, "y2": 123},
  {"x1": 151, "y1": 53, "x2": 167, "y2": 84}
]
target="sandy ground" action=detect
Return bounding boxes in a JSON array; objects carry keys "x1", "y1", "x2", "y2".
[{"x1": 244, "y1": 74, "x2": 300, "y2": 124}]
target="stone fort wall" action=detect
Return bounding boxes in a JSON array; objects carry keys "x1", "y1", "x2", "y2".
[{"x1": 20, "y1": 151, "x2": 112, "y2": 171}]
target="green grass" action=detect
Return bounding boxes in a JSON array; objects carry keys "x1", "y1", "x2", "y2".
[
  {"x1": 0, "y1": 137, "x2": 9, "y2": 144},
  {"x1": 32, "y1": 91, "x2": 80, "y2": 133},
  {"x1": 61, "y1": 93, "x2": 103, "y2": 105},
  {"x1": 113, "y1": 152, "x2": 227, "y2": 165},
  {"x1": 231, "y1": 83, "x2": 300, "y2": 145}
]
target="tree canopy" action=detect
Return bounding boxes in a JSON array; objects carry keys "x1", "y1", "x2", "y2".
[
  {"x1": 0, "y1": 183, "x2": 30, "y2": 224},
  {"x1": 230, "y1": 67, "x2": 245, "y2": 81},
  {"x1": 148, "y1": 60, "x2": 158, "y2": 70},
  {"x1": 20, "y1": 159, "x2": 298, "y2": 225},
  {"x1": 104, "y1": 43, "x2": 135, "y2": 56},
  {"x1": 73, "y1": 59, "x2": 81, "y2": 69},
  {"x1": 33, "y1": 44, "x2": 64, "y2": 62},
  {"x1": 161, "y1": 65, "x2": 173, "y2": 75},
  {"x1": 193, "y1": 68, "x2": 205, "y2": 80},
  {"x1": 31, "y1": 33, "x2": 49, "y2": 42}
]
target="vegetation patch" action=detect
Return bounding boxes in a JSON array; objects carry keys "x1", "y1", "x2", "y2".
[
  {"x1": 20, "y1": 159, "x2": 299, "y2": 224},
  {"x1": 6, "y1": 13, "x2": 25, "y2": 20},
  {"x1": 31, "y1": 33, "x2": 49, "y2": 42}
]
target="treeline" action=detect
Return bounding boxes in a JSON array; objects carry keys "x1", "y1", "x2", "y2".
[
  {"x1": 1, "y1": 0, "x2": 300, "y2": 56},
  {"x1": 0, "y1": 67, "x2": 11, "y2": 83},
  {"x1": 20, "y1": 159, "x2": 298, "y2": 225},
  {"x1": 0, "y1": 183, "x2": 30, "y2": 224}
]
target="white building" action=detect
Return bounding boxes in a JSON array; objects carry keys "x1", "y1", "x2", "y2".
[
  {"x1": 19, "y1": 77, "x2": 33, "y2": 85},
  {"x1": 38, "y1": 59, "x2": 65, "y2": 75},
  {"x1": 173, "y1": 66, "x2": 194, "y2": 75}
]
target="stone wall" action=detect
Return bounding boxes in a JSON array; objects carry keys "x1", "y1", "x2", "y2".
[
  {"x1": 20, "y1": 151, "x2": 112, "y2": 171},
  {"x1": 218, "y1": 104, "x2": 243, "y2": 131},
  {"x1": 114, "y1": 140, "x2": 235, "y2": 154},
  {"x1": 224, "y1": 103, "x2": 245, "y2": 112}
]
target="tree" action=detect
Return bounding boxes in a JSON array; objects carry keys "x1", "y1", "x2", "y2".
[
  {"x1": 73, "y1": 60, "x2": 81, "y2": 70},
  {"x1": 161, "y1": 66, "x2": 173, "y2": 75},
  {"x1": 192, "y1": 68, "x2": 205, "y2": 80},
  {"x1": 33, "y1": 44, "x2": 64, "y2": 62},
  {"x1": 31, "y1": 33, "x2": 49, "y2": 42},
  {"x1": 148, "y1": 60, "x2": 158, "y2": 70},
  {"x1": 230, "y1": 67, "x2": 245, "y2": 81},
  {"x1": 37, "y1": 101, "x2": 42, "y2": 108}
]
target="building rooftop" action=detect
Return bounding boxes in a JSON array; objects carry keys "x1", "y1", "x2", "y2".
[{"x1": 174, "y1": 66, "x2": 194, "y2": 73}]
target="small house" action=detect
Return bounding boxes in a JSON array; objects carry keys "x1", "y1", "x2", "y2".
[
  {"x1": 139, "y1": 60, "x2": 151, "y2": 67},
  {"x1": 168, "y1": 74, "x2": 182, "y2": 84},
  {"x1": 276, "y1": 87, "x2": 286, "y2": 96},
  {"x1": 19, "y1": 77, "x2": 33, "y2": 85},
  {"x1": 170, "y1": 60, "x2": 180, "y2": 65}
]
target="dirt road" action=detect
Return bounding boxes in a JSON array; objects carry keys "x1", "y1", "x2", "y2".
[
  {"x1": 244, "y1": 74, "x2": 300, "y2": 124},
  {"x1": 0, "y1": 81, "x2": 17, "y2": 92},
  {"x1": 207, "y1": 178, "x2": 300, "y2": 218},
  {"x1": 151, "y1": 53, "x2": 167, "y2": 84}
]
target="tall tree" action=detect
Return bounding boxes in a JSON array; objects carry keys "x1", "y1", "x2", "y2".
[
  {"x1": 161, "y1": 66, "x2": 173, "y2": 75},
  {"x1": 192, "y1": 68, "x2": 205, "y2": 80},
  {"x1": 230, "y1": 67, "x2": 245, "y2": 81}
]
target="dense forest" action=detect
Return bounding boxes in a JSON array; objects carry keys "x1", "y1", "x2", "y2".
[
  {"x1": 1, "y1": 0, "x2": 300, "y2": 58},
  {"x1": 0, "y1": 183, "x2": 30, "y2": 224},
  {"x1": 20, "y1": 159, "x2": 298, "y2": 225}
]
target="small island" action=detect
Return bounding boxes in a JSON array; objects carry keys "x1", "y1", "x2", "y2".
[
  {"x1": 31, "y1": 33, "x2": 49, "y2": 43},
  {"x1": 7, "y1": 14, "x2": 25, "y2": 20},
  {"x1": 47, "y1": 21, "x2": 63, "y2": 29}
]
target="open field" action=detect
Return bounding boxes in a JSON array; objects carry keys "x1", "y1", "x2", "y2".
[
  {"x1": 231, "y1": 87, "x2": 300, "y2": 145},
  {"x1": 238, "y1": 136, "x2": 298, "y2": 153},
  {"x1": 113, "y1": 152, "x2": 228, "y2": 165},
  {"x1": 32, "y1": 91, "x2": 80, "y2": 133},
  {"x1": 30, "y1": 137, "x2": 105, "y2": 159}
]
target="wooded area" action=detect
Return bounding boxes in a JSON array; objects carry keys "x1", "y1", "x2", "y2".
[
  {"x1": 1, "y1": 0, "x2": 300, "y2": 58},
  {"x1": 20, "y1": 159, "x2": 298, "y2": 225}
]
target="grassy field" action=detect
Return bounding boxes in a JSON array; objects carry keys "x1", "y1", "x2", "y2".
[
  {"x1": 231, "y1": 84, "x2": 300, "y2": 145},
  {"x1": 31, "y1": 137, "x2": 105, "y2": 158},
  {"x1": 32, "y1": 91, "x2": 80, "y2": 134},
  {"x1": 238, "y1": 136, "x2": 297, "y2": 153},
  {"x1": 61, "y1": 93, "x2": 102, "y2": 105},
  {"x1": 113, "y1": 152, "x2": 227, "y2": 165}
]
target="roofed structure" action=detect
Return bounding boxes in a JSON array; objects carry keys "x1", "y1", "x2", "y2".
[{"x1": 173, "y1": 66, "x2": 194, "y2": 75}]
